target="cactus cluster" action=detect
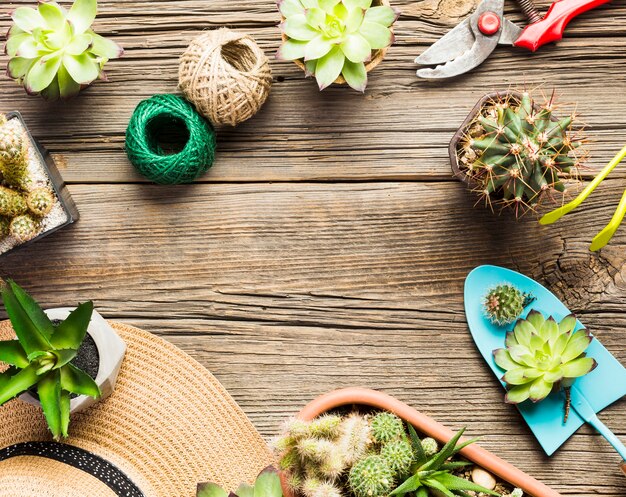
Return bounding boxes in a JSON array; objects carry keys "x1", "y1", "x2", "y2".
[
  {"x1": 274, "y1": 411, "x2": 444, "y2": 497},
  {"x1": 0, "y1": 115, "x2": 57, "y2": 244},
  {"x1": 456, "y1": 91, "x2": 585, "y2": 217},
  {"x1": 483, "y1": 284, "x2": 535, "y2": 326}
]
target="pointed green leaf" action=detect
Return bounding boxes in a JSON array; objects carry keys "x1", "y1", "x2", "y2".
[
  {"x1": 391, "y1": 473, "x2": 422, "y2": 495},
  {"x1": 235, "y1": 483, "x2": 254, "y2": 497},
  {"x1": 7, "y1": 57, "x2": 35, "y2": 80},
  {"x1": 40, "y1": 74, "x2": 61, "y2": 100},
  {"x1": 561, "y1": 357, "x2": 597, "y2": 378},
  {"x1": 197, "y1": 482, "x2": 228, "y2": 497},
  {"x1": 408, "y1": 424, "x2": 427, "y2": 466},
  {"x1": 341, "y1": 60, "x2": 367, "y2": 92},
  {"x1": 8, "y1": 281, "x2": 55, "y2": 341},
  {"x1": 543, "y1": 368, "x2": 564, "y2": 383},
  {"x1": 344, "y1": 0, "x2": 372, "y2": 9},
  {"x1": 276, "y1": 39, "x2": 308, "y2": 60},
  {"x1": 38, "y1": 370, "x2": 63, "y2": 439},
  {"x1": 0, "y1": 364, "x2": 39, "y2": 405},
  {"x1": 60, "y1": 389, "x2": 70, "y2": 438},
  {"x1": 424, "y1": 478, "x2": 455, "y2": 497},
  {"x1": 493, "y1": 349, "x2": 518, "y2": 371},
  {"x1": 62, "y1": 53, "x2": 99, "y2": 84},
  {"x1": 558, "y1": 314, "x2": 577, "y2": 334},
  {"x1": 305, "y1": 8, "x2": 326, "y2": 29},
  {"x1": 6, "y1": 33, "x2": 31, "y2": 58},
  {"x1": 278, "y1": 0, "x2": 305, "y2": 17},
  {"x1": 539, "y1": 317, "x2": 560, "y2": 345},
  {"x1": 440, "y1": 461, "x2": 472, "y2": 470},
  {"x1": 304, "y1": 35, "x2": 333, "y2": 61},
  {"x1": 341, "y1": 33, "x2": 371, "y2": 63},
  {"x1": 561, "y1": 330, "x2": 592, "y2": 363},
  {"x1": 529, "y1": 377, "x2": 552, "y2": 403},
  {"x1": 0, "y1": 340, "x2": 29, "y2": 368},
  {"x1": 12, "y1": 7, "x2": 44, "y2": 32},
  {"x1": 319, "y1": 0, "x2": 340, "y2": 11},
  {"x1": 2, "y1": 283, "x2": 52, "y2": 355},
  {"x1": 345, "y1": 7, "x2": 365, "y2": 32},
  {"x1": 26, "y1": 53, "x2": 62, "y2": 92},
  {"x1": 50, "y1": 301, "x2": 93, "y2": 350},
  {"x1": 254, "y1": 466, "x2": 282, "y2": 497},
  {"x1": 502, "y1": 368, "x2": 533, "y2": 386},
  {"x1": 315, "y1": 45, "x2": 344, "y2": 90},
  {"x1": 525, "y1": 310, "x2": 545, "y2": 331},
  {"x1": 67, "y1": 0, "x2": 96, "y2": 35},
  {"x1": 282, "y1": 14, "x2": 318, "y2": 41},
  {"x1": 422, "y1": 428, "x2": 465, "y2": 472},
  {"x1": 505, "y1": 383, "x2": 531, "y2": 404},
  {"x1": 432, "y1": 473, "x2": 499, "y2": 496},
  {"x1": 15, "y1": 38, "x2": 40, "y2": 59},
  {"x1": 507, "y1": 345, "x2": 536, "y2": 368},
  {"x1": 504, "y1": 331, "x2": 518, "y2": 348},
  {"x1": 60, "y1": 363, "x2": 100, "y2": 398},
  {"x1": 358, "y1": 21, "x2": 392, "y2": 49},
  {"x1": 304, "y1": 59, "x2": 316, "y2": 76},
  {"x1": 65, "y1": 33, "x2": 92, "y2": 56},
  {"x1": 364, "y1": 6, "x2": 397, "y2": 27},
  {"x1": 0, "y1": 367, "x2": 18, "y2": 391},
  {"x1": 87, "y1": 31, "x2": 123, "y2": 59},
  {"x1": 513, "y1": 319, "x2": 535, "y2": 348},
  {"x1": 52, "y1": 349, "x2": 78, "y2": 369},
  {"x1": 38, "y1": 1, "x2": 67, "y2": 31},
  {"x1": 332, "y1": 2, "x2": 348, "y2": 19}
]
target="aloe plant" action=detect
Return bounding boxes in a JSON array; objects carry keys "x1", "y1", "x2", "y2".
[
  {"x1": 391, "y1": 426, "x2": 500, "y2": 497},
  {"x1": 277, "y1": 0, "x2": 398, "y2": 91},
  {"x1": 197, "y1": 466, "x2": 283, "y2": 497},
  {"x1": 0, "y1": 280, "x2": 100, "y2": 439},
  {"x1": 6, "y1": 0, "x2": 123, "y2": 99}
]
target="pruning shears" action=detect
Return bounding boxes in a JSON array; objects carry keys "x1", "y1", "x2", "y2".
[
  {"x1": 540, "y1": 145, "x2": 626, "y2": 251},
  {"x1": 415, "y1": 0, "x2": 611, "y2": 79}
]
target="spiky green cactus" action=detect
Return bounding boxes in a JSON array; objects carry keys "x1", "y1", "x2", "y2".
[
  {"x1": 9, "y1": 214, "x2": 39, "y2": 242},
  {"x1": 302, "y1": 479, "x2": 342, "y2": 497},
  {"x1": 0, "y1": 186, "x2": 27, "y2": 217},
  {"x1": 483, "y1": 284, "x2": 531, "y2": 326},
  {"x1": 371, "y1": 412, "x2": 404, "y2": 444},
  {"x1": 308, "y1": 415, "x2": 343, "y2": 439},
  {"x1": 0, "y1": 217, "x2": 10, "y2": 237},
  {"x1": 338, "y1": 413, "x2": 372, "y2": 465},
  {"x1": 27, "y1": 188, "x2": 56, "y2": 217},
  {"x1": 420, "y1": 437, "x2": 438, "y2": 457},
  {"x1": 349, "y1": 455, "x2": 394, "y2": 497},
  {"x1": 380, "y1": 439, "x2": 413, "y2": 476},
  {"x1": 0, "y1": 119, "x2": 28, "y2": 189},
  {"x1": 457, "y1": 91, "x2": 584, "y2": 216}
]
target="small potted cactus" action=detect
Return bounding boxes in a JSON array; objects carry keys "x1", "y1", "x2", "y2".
[
  {"x1": 275, "y1": 388, "x2": 560, "y2": 497},
  {"x1": 450, "y1": 91, "x2": 585, "y2": 217},
  {"x1": 6, "y1": 0, "x2": 123, "y2": 99},
  {"x1": 0, "y1": 112, "x2": 78, "y2": 256},
  {"x1": 0, "y1": 280, "x2": 126, "y2": 439},
  {"x1": 276, "y1": 0, "x2": 399, "y2": 92}
]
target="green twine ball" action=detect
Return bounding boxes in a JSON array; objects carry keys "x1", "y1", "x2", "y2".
[{"x1": 125, "y1": 94, "x2": 216, "y2": 184}]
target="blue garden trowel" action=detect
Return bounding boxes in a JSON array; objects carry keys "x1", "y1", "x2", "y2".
[{"x1": 464, "y1": 265, "x2": 626, "y2": 474}]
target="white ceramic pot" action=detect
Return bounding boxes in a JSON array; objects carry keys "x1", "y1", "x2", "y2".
[{"x1": 19, "y1": 308, "x2": 126, "y2": 414}]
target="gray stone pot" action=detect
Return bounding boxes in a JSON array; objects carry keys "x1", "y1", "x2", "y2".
[{"x1": 19, "y1": 308, "x2": 126, "y2": 414}]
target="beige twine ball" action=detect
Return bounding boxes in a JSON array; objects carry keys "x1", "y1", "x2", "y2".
[{"x1": 179, "y1": 28, "x2": 272, "y2": 127}]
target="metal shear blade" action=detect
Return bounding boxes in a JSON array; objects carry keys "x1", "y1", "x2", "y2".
[{"x1": 415, "y1": 0, "x2": 522, "y2": 79}]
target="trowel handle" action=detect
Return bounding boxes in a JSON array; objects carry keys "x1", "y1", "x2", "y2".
[
  {"x1": 586, "y1": 414, "x2": 626, "y2": 462},
  {"x1": 621, "y1": 461, "x2": 626, "y2": 477}
]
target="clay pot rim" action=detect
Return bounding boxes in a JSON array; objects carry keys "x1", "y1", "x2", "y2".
[
  {"x1": 279, "y1": 0, "x2": 392, "y2": 86},
  {"x1": 289, "y1": 387, "x2": 562, "y2": 497}
]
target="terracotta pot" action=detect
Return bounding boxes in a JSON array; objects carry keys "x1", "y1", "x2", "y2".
[
  {"x1": 282, "y1": 388, "x2": 562, "y2": 497},
  {"x1": 19, "y1": 308, "x2": 126, "y2": 414},
  {"x1": 280, "y1": 0, "x2": 392, "y2": 86}
]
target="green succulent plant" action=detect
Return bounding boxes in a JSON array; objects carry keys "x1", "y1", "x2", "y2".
[
  {"x1": 6, "y1": 0, "x2": 123, "y2": 100},
  {"x1": 348, "y1": 454, "x2": 395, "y2": 497},
  {"x1": 483, "y1": 284, "x2": 534, "y2": 326},
  {"x1": 456, "y1": 91, "x2": 584, "y2": 217},
  {"x1": 494, "y1": 311, "x2": 597, "y2": 405},
  {"x1": 26, "y1": 188, "x2": 56, "y2": 217},
  {"x1": 197, "y1": 466, "x2": 284, "y2": 497},
  {"x1": 391, "y1": 426, "x2": 499, "y2": 497},
  {"x1": 371, "y1": 411, "x2": 404, "y2": 443},
  {"x1": 9, "y1": 214, "x2": 40, "y2": 243},
  {"x1": 0, "y1": 280, "x2": 100, "y2": 439},
  {"x1": 0, "y1": 186, "x2": 28, "y2": 218},
  {"x1": 277, "y1": 0, "x2": 398, "y2": 91},
  {"x1": 380, "y1": 439, "x2": 413, "y2": 475}
]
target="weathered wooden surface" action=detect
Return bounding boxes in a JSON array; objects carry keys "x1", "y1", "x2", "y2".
[{"x1": 1, "y1": 0, "x2": 625, "y2": 494}]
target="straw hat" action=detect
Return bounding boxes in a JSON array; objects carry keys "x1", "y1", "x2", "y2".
[{"x1": 0, "y1": 320, "x2": 274, "y2": 497}]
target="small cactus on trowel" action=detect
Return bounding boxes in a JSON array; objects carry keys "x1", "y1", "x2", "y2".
[
  {"x1": 456, "y1": 91, "x2": 585, "y2": 216},
  {"x1": 483, "y1": 284, "x2": 535, "y2": 326}
]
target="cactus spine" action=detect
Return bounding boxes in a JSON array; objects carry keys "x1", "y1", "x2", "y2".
[{"x1": 457, "y1": 91, "x2": 584, "y2": 216}]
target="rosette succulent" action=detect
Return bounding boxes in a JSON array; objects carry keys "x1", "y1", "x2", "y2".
[
  {"x1": 6, "y1": 0, "x2": 123, "y2": 99},
  {"x1": 494, "y1": 311, "x2": 597, "y2": 407},
  {"x1": 277, "y1": 0, "x2": 398, "y2": 91}
]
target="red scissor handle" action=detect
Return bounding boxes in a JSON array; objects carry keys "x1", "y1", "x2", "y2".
[{"x1": 514, "y1": 0, "x2": 611, "y2": 51}]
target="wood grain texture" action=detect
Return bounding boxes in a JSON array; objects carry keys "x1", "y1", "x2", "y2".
[{"x1": 0, "y1": 0, "x2": 625, "y2": 495}]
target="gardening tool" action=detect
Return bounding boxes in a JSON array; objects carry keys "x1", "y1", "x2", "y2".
[
  {"x1": 540, "y1": 144, "x2": 626, "y2": 251},
  {"x1": 464, "y1": 265, "x2": 626, "y2": 471},
  {"x1": 415, "y1": 0, "x2": 611, "y2": 79}
]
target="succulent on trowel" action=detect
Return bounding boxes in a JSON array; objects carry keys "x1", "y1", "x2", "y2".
[
  {"x1": 454, "y1": 91, "x2": 585, "y2": 217},
  {"x1": 277, "y1": 0, "x2": 398, "y2": 91},
  {"x1": 0, "y1": 280, "x2": 100, "y2": 439},
  {"x1": 483, "y1": 284, "x2": 535, "y2": 326},
  {"x1": 494, "y1": 310, "x2": 597, "y2": 419},
  {"x1": 197, "y1": 466, "x2": 284, "y2": 497},
  {"x1": 6, "y1": 0, "x2": 123, "y2": 99},
  {"x1": 391, "y1": 426, "x2": 499, "y2": 497}
]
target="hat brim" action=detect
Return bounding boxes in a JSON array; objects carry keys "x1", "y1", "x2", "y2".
[{"x1": 0, "y1": 321, "x2": 274, "y2": 497}]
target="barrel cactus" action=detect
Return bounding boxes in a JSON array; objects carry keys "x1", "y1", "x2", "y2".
[
  {"x1": 27, "y1": 188, "x2": 56, "y2": 217},
  {"x1": 380, "y1": 439, "x2": 413, "y2": 475},
  {"x1": 455, "y1": 91, "x2": 584, "y2": 216},
  {"x1": 483, "y1": 284, "x2": 534, "y2": 326},
  {"x1": 370, "y1": 412, "x2": 404, "y2": 444},
  {"x1": 348, "y1": 455, "x2": 394, "y2": 497},
  {"x1": 10, "y1": 214, "x2": 39, "y2": 242},
  {"x1": 0, "y1": 186, "x2": 28, "y2": 217}
]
